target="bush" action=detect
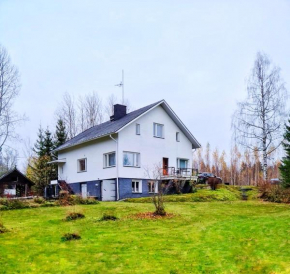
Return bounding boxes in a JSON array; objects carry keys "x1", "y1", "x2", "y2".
[
  {"x1": 33, "y1": 197, "x2": 45, "y2": 204},
  {"x1": 65, "y1": 212, "x2": 85, "y2": 221},
  {"x1": 71, "y1": 195, "x2": 99, "y2": 205},
  {"x1": 260, "y1": 183, "x2": 290, "y2": 203},
  {"x1": 0, "y1": 222, "x2": 8, "y2": 233},
  {"x1": 61, "y1": 232, "x2": 81, "y2": 241},
  {"x1": 100, "y1": 213, "x2": 118, "y2": 221},
  {"x1": 57, "y1": 191, "x2": 74, "y2": 206},
  {"x1": 0, "y1": 198, "x2": 31, "y2": 210}
]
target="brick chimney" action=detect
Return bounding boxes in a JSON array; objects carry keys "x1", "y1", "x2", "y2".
[{"x1": 110, "y1": 104, "x2": 127, "y2": 121}]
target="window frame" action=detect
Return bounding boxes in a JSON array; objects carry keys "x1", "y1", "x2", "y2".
[
  {"x1": 123, "y1": 151, "x2": 140, "y2": 167},
  {"x1": 103, "y1": 152, "x2": 116, "y2": 168},
  {"x1": 177, "y1": 158, "x2": 189, "y2": 169},
  {"x1": 77, "y1": 158, "x2": 87, "y2": 173},
  {"x1": 148, "y1": 181, "x2": 158, "y2": 193},
  {"x1": 153, "y1": 123, "x2": 164, "y2": 138},
  {"x1": 136, "y1": 123, "x2": 141, "y2": 135},
  {"x1": 132, "y1": 179, "x2": 142, "y2": 193},
  {"x1": 176, "y1": 132, "x2": 180, "y2": 142}
]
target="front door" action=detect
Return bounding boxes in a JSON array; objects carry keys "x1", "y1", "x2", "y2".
[
  {"x1": 102, "y1": 180, "x2": 116, "y2": 201},
  {"x1": 81, "y1": 183, "x2": 87, "y2": 198},
  {"x1": 163, "y1": 158, "x2": 169, "y2": 175}
]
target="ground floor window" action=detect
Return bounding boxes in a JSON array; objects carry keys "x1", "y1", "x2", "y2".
[
  {"x1": 148, "y1": 181, "x2": 158, "y2": 193},
  {"x1": 132, "y1": 179, "x2": 142, "y2": 193}
]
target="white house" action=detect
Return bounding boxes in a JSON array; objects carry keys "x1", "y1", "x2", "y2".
[{"x1": 50, "y1": 100, "x2": 200, "y2": 200}]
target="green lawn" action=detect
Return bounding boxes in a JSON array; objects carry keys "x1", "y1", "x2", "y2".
[{"x1": 1, "y1": 200, "x2": 290, "y2": 274}]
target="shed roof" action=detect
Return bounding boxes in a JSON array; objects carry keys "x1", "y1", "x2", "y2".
[{"x1": 0, "y1": 167, "x2": 35, "y2": 186}]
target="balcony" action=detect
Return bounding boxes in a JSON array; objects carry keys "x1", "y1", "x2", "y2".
[{"x1": 161, "y1": 167, "x2": 198, "y2": 181}]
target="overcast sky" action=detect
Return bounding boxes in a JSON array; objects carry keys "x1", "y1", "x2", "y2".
[{"x1": 1, "y1": 0, "x2": 290, "y2": 169}]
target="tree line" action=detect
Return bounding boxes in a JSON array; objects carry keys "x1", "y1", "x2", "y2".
[{"x1": 193, "y1": 143, "x2": 280, "y2": 186}]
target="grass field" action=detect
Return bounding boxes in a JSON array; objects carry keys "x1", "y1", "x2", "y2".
[{"x1": 1, "y1": 196, "x2": 290, "y2": 273}]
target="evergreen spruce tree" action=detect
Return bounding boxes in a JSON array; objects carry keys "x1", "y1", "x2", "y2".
[
  {"x1": 279, "y1": 118, "x2": 290, "y2": 188},
  {"x1": 43, "y1": 127, "x2": 54, "y2": 157},
  {"x1": 54, "y1": 118, "x2": 68, "y2": 149},
  {"x1": 30, "y1": 126, "x2": 57, "y2": 194},
  {"x1": 33, "y1": 126, "x2": 45, "y2": 157}
]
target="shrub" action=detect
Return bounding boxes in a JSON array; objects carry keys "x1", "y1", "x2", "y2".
[
  {"x1": 260, "y1": 183, "x2": 290, "y2": 203},
  {"x1": 61, "y1": 232, "x2": 81, "y2": 241},
  {"x1": 33, "y1": 197, "x2": 45, "y2": 204},
  {"x1": 100, "y1": 213, "x2": 118, "y2": 221},
  {"x1": 0, "y1": 198, "x2": 31, "y2": 210},
  {"x1": 0, "y1": 222, "x2": 8, "y2": 233},
  {"x1": 56, "y1": 191, "x2": 74, "y2": 206},
  {"x1": 65, "y1": 212, "x2": 85, "y2": 221},
  {"x1": 71, "y1": 195, "x2": 99, "y2": 205}
]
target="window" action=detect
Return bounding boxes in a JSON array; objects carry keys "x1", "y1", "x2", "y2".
[
  {"x1": 177, "y1": 158, "x2": 188, "y2": 169},
  {"x1": 153, "y1": 123, "x2": 164, "y2": 138},
  {"x1": 123, "y1": 152, "x2": 140, "y2": 167},
  {"x1": 104, "y1": 152, "x2": 116, "y2": 168},
  {"x1": 148, "y1": 181, "x2": 158, "y2": 193},
  {"x1": 132, "y1": 180, "x2": 142, "y2": 193},
  {"x1": 176, "y1": 132, "x2": 180, "y2": 142},
  {"x1": 136, "y1": 123, "x2": 140, "y2": 135},
  {"x1": 78, "y1": 158, "x2": 87, "y2": 172}
]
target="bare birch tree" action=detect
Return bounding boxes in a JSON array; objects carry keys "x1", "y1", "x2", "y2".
[
  {"x1": 81, "y1": 91, "x2": 103, "y2": 129},
  {"x1": 232, "y1": 52, "x2": 287, "y2": 180},
  {"x1": 105, "y1": 94, "x2": 118, "y2": 119},
  {"x1": 0, "y1": 45, "x2": 22, "y2": 149},
  {"x1": 56, "y1": 92, "x2": 78, "y2": 139}
]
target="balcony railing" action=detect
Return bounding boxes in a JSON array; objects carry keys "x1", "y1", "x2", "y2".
[{"x1": 161, "y1": 167, "x2": 198, "y2": 178}]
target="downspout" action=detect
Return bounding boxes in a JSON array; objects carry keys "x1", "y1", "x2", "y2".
[{"x1": 110, "y1": 134, "x2": 119, "y2": 200}]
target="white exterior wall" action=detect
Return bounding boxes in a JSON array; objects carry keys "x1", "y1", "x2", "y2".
[
  {"x1": 57, "y1": 135, "x2": 117, "y2": 183},
  {"x1": 118, "y1": 105, "x2": 193, "y2": 179},
  {"x1": 57, "y1": 105, "x2": 193, "y2": 183}
]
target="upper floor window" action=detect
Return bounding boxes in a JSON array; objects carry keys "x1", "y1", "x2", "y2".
[
  {"x1": 176, "y1": 132, "x2": 180, "y2": 142},
  {"x1": 123, "y1": 152, "x2": 140, "y2": 167},
  {"x1": 177, "y1": 158, "x2": 188, "y2": 169},
  {"x1": 132, "y1": 179, "x2": 142, "y2": 193},
  {"x1": 78, "y1": 158, "x2": 87, "y2": 172},
  {"x1": 136, "y1": 123, "x2": 140, "y2": 135},
  {"x1": 153, "y1": 123, "x2": 164, "y2": 138},
  {"x1": 104, "y1": 152, "x2": 116, "y2": 168}
]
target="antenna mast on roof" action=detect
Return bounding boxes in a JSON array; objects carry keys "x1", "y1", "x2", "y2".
[{"x1": 115, "y1": 69, "x2": 124, "y2": 105}]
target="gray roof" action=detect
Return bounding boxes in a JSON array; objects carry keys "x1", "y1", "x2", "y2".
[{"x1": 56, "y1": 100, "x2": 163, "y2": 151}]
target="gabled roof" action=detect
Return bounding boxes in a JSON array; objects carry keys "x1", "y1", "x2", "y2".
[
  {"x1": 56, "y1": 99, "x2": 200, "y2": 151},
  {"x1": 0, "y1": 167, "x2": 35, "y2": 186}
]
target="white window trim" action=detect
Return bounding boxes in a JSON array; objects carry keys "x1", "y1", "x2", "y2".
[
  {"x1": 132, "y1": 179, "x2": 142, "y2": 193},
  {"x1": 103, "y1": 152, "x2": 116, "y2": 168},
  {"x1": 123, "y1": 151, "x2": 140, "y2": 167},
  {"x1": 153, "y1": 123, "x2": 164, "y2": 138},
  {"x1": 136, "y1": 123, "x2": 140, "y2": 135},
  {"x1": 77, "y1": 158, "x2": 87, "y2": 173}
]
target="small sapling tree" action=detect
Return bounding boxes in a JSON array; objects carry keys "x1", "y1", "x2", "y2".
[{"x1": 144, "y1": 163, "x2": 166, "y2": 216}]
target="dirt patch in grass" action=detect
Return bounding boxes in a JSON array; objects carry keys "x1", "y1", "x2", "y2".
[
  {"x1": 61, "y1": 232, "x2": 81, "y2": 242},
  {"x1": 129, "y1": 212, "x2": 175, "y2": 220}
]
